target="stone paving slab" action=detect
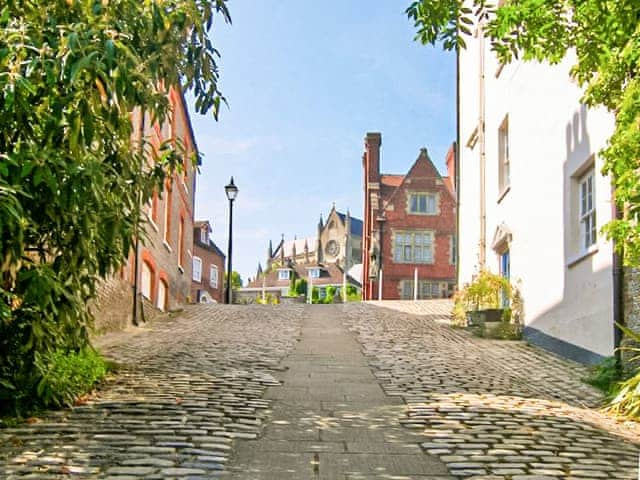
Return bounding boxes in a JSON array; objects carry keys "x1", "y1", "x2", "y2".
[
  {"x1": 226, "y1": 305, "x2": 452, "y2": 480},
  {"x1": 344, "y1": 302, "x2": 640, "y2": 479}
]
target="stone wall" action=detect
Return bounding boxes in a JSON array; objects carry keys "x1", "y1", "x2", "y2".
[
  {"x1": 92, "y1": 275, "x2": 133, "y2": 334},
  {"x1": 623, "y1": 266, "x2": 640, "y2": 365}
]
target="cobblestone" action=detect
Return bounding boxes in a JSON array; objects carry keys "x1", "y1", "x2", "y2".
[
  {"x1": 0, "y1": 305, "x2": 302, "y2": 479},
  {"x1": 343, "y1": 301, "x2": 640, "y2": 479}
]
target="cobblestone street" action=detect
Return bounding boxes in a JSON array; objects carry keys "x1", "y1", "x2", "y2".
[{"x1": 1, "y1": 302, "x2": 639, "y2": 479}]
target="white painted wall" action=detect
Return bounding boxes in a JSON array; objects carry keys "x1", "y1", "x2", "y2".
[{"x1": 458, "y1": 22, "x2": 616, "y2": 360}]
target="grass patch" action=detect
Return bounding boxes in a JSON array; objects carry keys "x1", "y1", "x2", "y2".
[{"x1": 583, "y1": 357, "x2": 624, "y2": 396}]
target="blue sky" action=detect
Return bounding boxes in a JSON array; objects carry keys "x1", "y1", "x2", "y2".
[{"x1": 188, "y1": 1, "x2": 455, "y2": 284}]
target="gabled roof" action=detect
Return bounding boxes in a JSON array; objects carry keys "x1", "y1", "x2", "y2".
[{"x1": 381, "y1": 148, "x2": 455, "y2": 210}]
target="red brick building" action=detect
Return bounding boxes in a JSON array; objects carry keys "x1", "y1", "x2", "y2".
[
  {"x1": 362, "y1": 132, "x2": 456, "y2": 300},
  {"x1": 94, "y1": 87, "x2": 199, "y2": 331},
  {"x1": 191, "y1": 220, "x2": 226, "y2": 303}
]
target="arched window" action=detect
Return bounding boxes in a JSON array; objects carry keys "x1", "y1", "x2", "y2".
[
  {"x1": 141, "y1": 261, "x2": 154, "y2": 301},
  {"x1": 157, "y1": 279, "x2": 168, "y2": 311}
]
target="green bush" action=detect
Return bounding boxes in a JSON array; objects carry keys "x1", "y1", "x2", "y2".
[
  {"x1": 33, "y1": 348, "x2": 107, "y2": 409},
  {"x1": 478, "y1": 320, "x2": 522, "y2": 340},
  {"x1": 583, "y1": 357, "x2": 623, "y2": 395},
  {"x1": 345, "y1": 285, "x2": 360, "y2": 302}
]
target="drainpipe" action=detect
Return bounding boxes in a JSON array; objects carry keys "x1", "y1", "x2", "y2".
[
  {"x1": 612, "y1": 196, "x2": 624, "y2": 367},
  {"x1": 455, "y1": 40, "x2": 461, "y2": 285},
  {"x1": 132, "y1": 109, "x2": 145, "y2": 327},
  {"x1": 478, "y1": 23, "x2": 487, "y2": 269}
]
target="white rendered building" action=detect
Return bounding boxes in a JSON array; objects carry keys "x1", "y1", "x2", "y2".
[{"x1": 458, "y1": 25, "x2": 616, "y2": 364}]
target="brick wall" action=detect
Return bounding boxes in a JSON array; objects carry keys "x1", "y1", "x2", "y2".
[
  {"x1": 362, "y1": 132, "x2": 456, "y2": 300},
  {"x1": 379, "y1": 150, "x2": 456, "y2": 299},
  {"x1": 92, "y1": 275, "x2": 132, "y2": 333},
  {"x1": 191, "y1": 240, "x2": 225, "y2": 303}
]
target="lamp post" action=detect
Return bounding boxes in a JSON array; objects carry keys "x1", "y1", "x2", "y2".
[{"x1": 225, "y1": 177, "x2": 238, "y2": 304}]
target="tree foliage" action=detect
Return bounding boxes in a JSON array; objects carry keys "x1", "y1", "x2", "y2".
[
  {"x1": 226, "y1": 271, "x2": 242, "y2": 289},
  {"x1": 407, "y1": 0, "x2": 640, "y2": 264},
  {"x1": 0, "y1": 0, "x2": 230, "y2": 413}
]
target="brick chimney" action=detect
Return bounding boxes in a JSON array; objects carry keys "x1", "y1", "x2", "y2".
[{"x1": 364, "y1": 132, "x2": 382, "y2": 183}]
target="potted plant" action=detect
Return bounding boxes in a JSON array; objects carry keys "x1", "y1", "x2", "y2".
[
  {"x1": 453, "y1": 270, "x2": 510, "y2": 326},
  {"x1": 453, "y1": 271, "x2": 523, "y2": 339}
]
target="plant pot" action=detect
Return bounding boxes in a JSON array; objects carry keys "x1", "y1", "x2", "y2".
[{"x1": 466, "y1": 308, "x2": 504, "y2": 326}]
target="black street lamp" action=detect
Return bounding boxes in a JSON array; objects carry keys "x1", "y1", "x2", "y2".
[{"x1": 225, "y1": 177, "x2": 238, "y2": 304}]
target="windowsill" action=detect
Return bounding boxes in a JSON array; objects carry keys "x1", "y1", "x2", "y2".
[
  {"x1": 193, "y1": 279, "x2": 202, "y2": 284},
  {"x1": 408, "y1": 211, "x2": 437, "y2": 216},
  {"x1": 497, "y1": 185, "x2": 511, "y2": 204},
  {"x1": 178, "y1": 265, "x2": 184, "y2": 275},
  {"x1": 567, "y1": 245, "x2": 599, "y2": 268},
  {"x1": 163, "y1": 240, "x2": 172, "y2": 253}
]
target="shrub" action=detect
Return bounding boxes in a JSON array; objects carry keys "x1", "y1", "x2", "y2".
[
  {"x1": 583, "y1": 357, "x2": 623, "y2": 395},
  {"x1": 453, "y1": 270, "x2": 522, "y2": 327},
  {"x1": 345, "y1": 285, "x2": 360, "y2": 302},
  {"x1": 33, "y1": 348, "x2": 107, "y2": 409}
]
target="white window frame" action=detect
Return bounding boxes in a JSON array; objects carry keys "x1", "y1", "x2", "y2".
[
  {"x1": 200, "y1": 228, "x2": 208, "y2": 244},
  {"x1": 157, "y1": 279, "x2": 167, "y2": 311},
  {"x1": 141, "y1": 261, "x2": 153, "y2": 300},
  {"x1": 278, "y1": 269, "x2": 291, "y2": 280},
  {"x1": 579, "y1": 169, "x2": 596, "y2": 252},
  {"x1": 192, "y1": 256, "x2": 202, "y2": 282},
  {"x1": 210, "y1": 265, "x2": 218, "y2": 289},
  {"x1": 408, "y1": 193, "x2": 437, "y2": 215},
  {"x1": 309, "y1": 268, "x2": 321, "y2": 279},
  {"x1": 498, "y1": 115, "x2": 510, "y2": 196},
  {"x1": 393, "y1": 231, "x2": 434, "y2": 264}
]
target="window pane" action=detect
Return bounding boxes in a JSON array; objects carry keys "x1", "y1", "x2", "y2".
[
  {"x1": 415, "y1": 247, "x2": 422, "y2": 262},
  {"x1": 432, "y1": 283, "x2": 440, "y2": 297},
  {"x1": 410, "y1": 195, "x2": 418, "y2": 212},
  {"x1": 427, "y1": 195, "x2": 435, "y2": 213},
  {"x1": 419, "y1": 195, "x2": 426, "y2": 212},
  {"x1": 394, "y1": 246, "x2": 402, "y2": 262},
  {"x1": 404, "y1": 245, "x2": 412, "y2": 261}
]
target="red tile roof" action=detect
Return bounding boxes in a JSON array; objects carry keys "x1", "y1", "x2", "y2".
[{"x1": 380, "y1": 175, "x2": 404, "y2": 187}]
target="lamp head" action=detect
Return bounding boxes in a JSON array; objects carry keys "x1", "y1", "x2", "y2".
[{"x1": 225, "y1": 176, "x2": 238, "y2": 201}]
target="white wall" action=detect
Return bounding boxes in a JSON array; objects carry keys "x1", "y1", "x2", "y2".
[{"x1": 458, "y1": 24, "x2": 616, "y2": 362}]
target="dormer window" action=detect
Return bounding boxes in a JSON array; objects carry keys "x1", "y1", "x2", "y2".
[
  {"x1": 409, "y1": 193, "x2": 437, "y2": 215},
  {"x1": 200, "y1": 227, "x2": 208, "y2": 244},
  {"x1": 278, "y1": 269, "x2": 291, "y2": 280},
  {"x1": 309, "y1": 268, "x2": 321, "y2": 279}
]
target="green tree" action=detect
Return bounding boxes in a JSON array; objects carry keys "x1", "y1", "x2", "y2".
[
  {"x1": 226, "y1": 271, "x2": 243, "y2": 290},
  {"x1": 0, "y1": 0, "x2": 230, "y2": 412},
  {"x1": 406, "y1": 0, "x2": 640, "y2": 264}
]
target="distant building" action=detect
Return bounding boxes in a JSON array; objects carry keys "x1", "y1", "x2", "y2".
[
  {"x1": 362, "y1": 132, "x2": 456, "y2": 301},
  {"x1": 191, "y1": 220, "x2": 226, "y2": 303},
  {"x1": 94, "y1": 87, "x2": 200, "y2": 331},
  {"x1": 263, "y1": 205, "x2": 363, "y2": 272},
  {"x1": 239, "y1": 205, "x2": 363, "y2": 302}
]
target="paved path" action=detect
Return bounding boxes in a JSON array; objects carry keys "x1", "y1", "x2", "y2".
[
  {"x1": 227, "y1": 305, "x2": 451, "y2": 479},
  {"x1": 344, "y1": 302, "x2": 640, "y2": 479},
  {"x1": 1, "y1": 302, "x2": 640, "y2": 479}
]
